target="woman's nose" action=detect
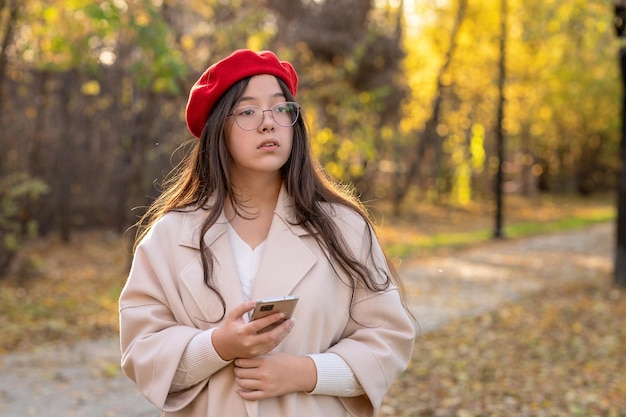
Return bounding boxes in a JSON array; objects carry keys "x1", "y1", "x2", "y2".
[{"x1": 259, "y1": 109, "x2": 275, "y2": 131}]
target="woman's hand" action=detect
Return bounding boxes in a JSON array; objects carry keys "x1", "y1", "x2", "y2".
[
  {"x1": 233, "y1": 352, "x2": 317, "y2": 400},
  {"x1": 212, "y1": 301, "x2": 294, "y2": 361}
]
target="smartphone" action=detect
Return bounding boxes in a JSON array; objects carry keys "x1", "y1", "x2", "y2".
[{"x1": 249, "y1": 295, "x2": 299, "y2": 332}]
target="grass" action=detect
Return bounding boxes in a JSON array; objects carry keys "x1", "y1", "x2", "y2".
[
  {"x1": 375, "y1": 193, "x2": 615, "y2": 259},
  {"x1": 0, "y1": 230, "x2": 130, "y2": 353},
  {"x1": 0, "y1": 192, "x2": 617, "y2": 354}
]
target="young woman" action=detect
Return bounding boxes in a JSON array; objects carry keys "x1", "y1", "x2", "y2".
[{"x1": 119, "y1": 49, "x2": 415, "y2": 417}]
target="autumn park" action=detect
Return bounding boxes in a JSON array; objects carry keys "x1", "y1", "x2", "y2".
[{"x1": 0, "y1": 0, "x2": 625, "y2": 416}]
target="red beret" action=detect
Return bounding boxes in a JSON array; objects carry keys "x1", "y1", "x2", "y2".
[{"x1": 185, "y1": 49, "x2": 299, "y2": 138}]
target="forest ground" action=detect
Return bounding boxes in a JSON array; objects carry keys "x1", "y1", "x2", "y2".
[{"x1": 0, "y1": 195, "x2": 623, "y2": 417}]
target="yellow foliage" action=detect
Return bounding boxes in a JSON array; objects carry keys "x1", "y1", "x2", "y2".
[
  {"x1": 470, "y1": 124, "x2": 485, "y2": 172},
  {"x1": 81, "y1": 80, "x2": 101, "y2": 96}
]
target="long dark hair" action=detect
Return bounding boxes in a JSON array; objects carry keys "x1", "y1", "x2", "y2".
[{"x1": 134, "y1": 76, "x2": 403, "y2": 320}]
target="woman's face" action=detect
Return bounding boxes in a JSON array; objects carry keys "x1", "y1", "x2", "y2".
[{"x1": 225, "y1": 74, "x2": 294, "y2": 182}]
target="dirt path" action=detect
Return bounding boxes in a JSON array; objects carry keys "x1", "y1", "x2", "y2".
[
  {"x1": 0, "y1": 223, "x2": 614, "y2": 417},
  {"x1": 401, "y1": 222, "x2": 613, "y2": 332}
]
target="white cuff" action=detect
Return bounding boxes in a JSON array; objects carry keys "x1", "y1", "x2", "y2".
[
  {"x1": 170, "y1": 328, "x2": 232, "y2": 392},
  {"x1": 306, "y1": 352, "x2": 365, "y2": 397}
]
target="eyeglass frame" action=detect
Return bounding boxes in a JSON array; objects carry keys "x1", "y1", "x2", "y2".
[{"x1": 227, "y1": 101, "x2": 301, "y2": 131}]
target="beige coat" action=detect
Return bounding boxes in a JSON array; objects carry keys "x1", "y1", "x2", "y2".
[{"x1": 119, "y1": 188, "x2": 415, "y2": 417}]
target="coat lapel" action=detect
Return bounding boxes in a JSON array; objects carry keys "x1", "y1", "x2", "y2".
[
  {"x1": 176, "y1": 187, "x2": 317, "y2": 320},
  {"x1": 250, "y1": 188, "x2": 317, "y2": 300},
  {"x1": 178, "y1": 209, "x2": 246, "y2": 323}
]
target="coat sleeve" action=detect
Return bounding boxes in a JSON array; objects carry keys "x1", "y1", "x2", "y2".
[
  {"x1": 331, "y1": 287, "x2": 415, "y2": 417},
  {"x1": 326, "y1": 210, "x2": 417, "y2": 417},
  {"x1": 119, "y1": 217, "x2": 223, "y2": 412}
]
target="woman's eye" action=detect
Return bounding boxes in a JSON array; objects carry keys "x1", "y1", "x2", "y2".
[{"x1": 237, "y1": 108, "x2": 257, "y2": 117}]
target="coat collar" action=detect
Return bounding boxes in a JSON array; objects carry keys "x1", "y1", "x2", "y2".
[
  {"x1": 177, "y1": 185, "x2": 317, "y2": 300},
  {"x1": 178, "y1": 185, "x2": 311, "y2": 250},
  {"x1": 251, "y1": 189, "x2": 317, "y2": 299}
]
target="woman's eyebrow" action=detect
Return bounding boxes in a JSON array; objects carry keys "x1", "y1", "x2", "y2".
[{"x1": 238, "y1": 93, "x2": 286, "y2": 103}]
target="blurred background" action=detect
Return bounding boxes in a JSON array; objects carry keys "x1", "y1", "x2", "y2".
[
  {"x1": 0, "y1": 0, "x2": 619, "y2": 274},
  {"x1": 1, "y1": 3, "x2": 624, "y2": 416}
]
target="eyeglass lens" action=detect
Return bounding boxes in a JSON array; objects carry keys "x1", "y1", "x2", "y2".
[{"x1": 231, "y1": 102, "x2": 299, "y2": 130}]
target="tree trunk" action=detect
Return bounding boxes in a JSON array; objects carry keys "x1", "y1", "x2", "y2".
[
  {"x1": 56, "y1": 71, "x2": 77, "y2": 242},
  {"x1": 615, "y1": 45, "x2": 626, "y2": 288},
  {"x1": 493, "y1": 0, "x2": 507, "y2": 239},
  {"x1": 392, "y1": 0, "x2": 468, "y2": 212},
  {"x1": 0, "y1": 0, "x2": 20, "y2": 131},
  {"x1": 0, "y1": 0, "x2": 19, "y2": 86}
]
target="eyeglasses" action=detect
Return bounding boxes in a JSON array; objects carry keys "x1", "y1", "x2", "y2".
[{"x1": 228, "y1": 101, "x2": 300, "y2": 131}]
